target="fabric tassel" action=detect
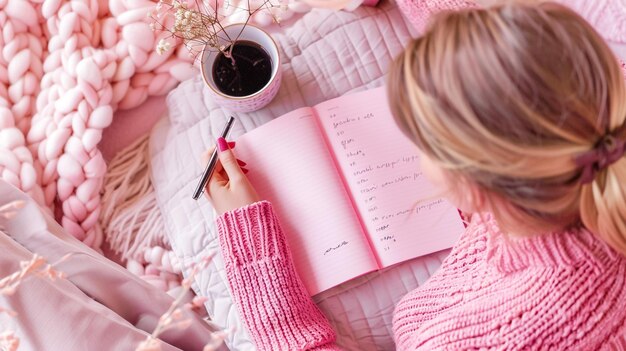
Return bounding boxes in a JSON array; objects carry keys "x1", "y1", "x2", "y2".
[{"x1": 100, "y1": 135, "x2": 169, "y2": 262}]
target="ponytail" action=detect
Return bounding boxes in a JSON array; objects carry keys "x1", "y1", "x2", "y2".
[{"x1": 580, "y1": 158, "x2": 626, "y2": 255}]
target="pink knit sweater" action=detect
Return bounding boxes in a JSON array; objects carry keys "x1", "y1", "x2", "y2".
[{"x1": 217, "y1": 201, "x2": 626, "y2": 350}]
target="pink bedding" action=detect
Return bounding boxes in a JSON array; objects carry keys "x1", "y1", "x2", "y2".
[{"x1": 0, "y1": 179, "x2": 223, "y2": 351}]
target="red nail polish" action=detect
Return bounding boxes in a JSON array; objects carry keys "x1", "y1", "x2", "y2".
[
  {"x1": 237, "y1": 159, "x2": 247, "y2": 166},
  {"x1": 228, "y1": 141, "x2": 236, "y2": 148},
  {"x1": 217, "y1": 137, "x2": 229, "y2": 152}
]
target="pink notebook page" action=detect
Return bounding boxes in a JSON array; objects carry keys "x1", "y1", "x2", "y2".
[
  {"x1": 233, "y1": 107, "x2": 378, "y2": 295},
  {"x1": 315, "y1": 87, "x2": 465, "y2": 267}
]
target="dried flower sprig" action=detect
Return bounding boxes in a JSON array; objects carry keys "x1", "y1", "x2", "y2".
[
  {"x1": 0, "y1": 200, "x2": 25, "y2": 221},
  {"x1": 136, "y1": 254, "x2": 229, "y2": 351},
  {"x1": 0, "y1": 198, "x2": 223, "y2": 351},
  {"x1": 149, "y1": 0, "x2": 283, "y2": 63},
  {"x1": 0, "y1": 254, "x2": 70, "y2": 297},
  {"x1": 0, "y1": 251, "x2": 72, "y2": 351},
  {"x1": 0, "y1": 331, "x2": 19, "y2": 351}
]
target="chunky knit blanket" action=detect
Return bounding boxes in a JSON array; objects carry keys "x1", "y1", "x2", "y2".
[{"x1": 0, "y1": 0, "x2": 196, "y2": 250}]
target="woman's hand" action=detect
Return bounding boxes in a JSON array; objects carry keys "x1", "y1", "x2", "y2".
[{"x1": 202, "y1": 137, "x2": 261, "y2": 216}]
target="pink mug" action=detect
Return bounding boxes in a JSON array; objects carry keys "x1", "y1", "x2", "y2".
[{"x1": 200, "y1": 23, "x2": 282, "y2": 113}]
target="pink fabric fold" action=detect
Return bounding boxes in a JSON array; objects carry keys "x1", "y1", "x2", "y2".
[{"x1": 0, "y1": 180, "x2": 224, "y2": 351}]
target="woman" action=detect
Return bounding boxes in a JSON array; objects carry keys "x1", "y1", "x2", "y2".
[{"x1": 203, "y1": 2, "x2": 626, "y2": 349}]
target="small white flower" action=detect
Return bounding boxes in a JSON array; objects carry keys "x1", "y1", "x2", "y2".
[
  {"x1": 202, "y1": 330, "x2": 227, "y2": 351},
  {"x1": 171, "y1": 308, "x2": 183, "y2": 320},
  {"x1": 156, "y1": 39, "x2": 171, "y2": 55},
  {"x1": 181, "y1": 276, "x2": 193, "y2": 289},
  {"x1": 191, "y1": 296, "x2": 208, "y2": 308},
  {"x1": 0, "y1": 306, "x2": 17, "y2": 317},
  {"x1": 136, "y1": 337, "x2": 161, "y2": 351},
  {"x1": 0, "y1": 331, "x2": 19, "y2": 351},
  {"x1": 0, "y1": 200, "x2": 25, "y2": 220}
]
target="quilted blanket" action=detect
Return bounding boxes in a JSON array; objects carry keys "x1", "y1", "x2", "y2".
[{"x1": 149, "y1": 2, "x2": 451, "y2": 350}]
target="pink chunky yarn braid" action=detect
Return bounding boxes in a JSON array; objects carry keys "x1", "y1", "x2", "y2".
[
  {"x1": 0, "y1": 1, "x2": 47, "y2": 207},
  {"x1": 0, "y1": 0, "x2": 195, "y2": 250}
]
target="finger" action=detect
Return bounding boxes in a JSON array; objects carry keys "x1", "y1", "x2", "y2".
[
  {"x1": 216, "y1": 158, "x2": 244, "y2": 173},
  {"x1": 217, "y1": 137, "x2": 245, "y2": 181},
  {"x1": 207, "y1": 166, "x2": 229, "y2": 196},
  {"x1": 200, "y1": 146, "x2": 225, "y2": 177},
  {"x1": 214, "y1": 159, "x2": 223, "y2": 175},
  {"x1": 201, "y1": 143, "x2": 235, "y2": 164},
  {"x1": 201, "y1": 141, "x2": 242, "y2": 185}
]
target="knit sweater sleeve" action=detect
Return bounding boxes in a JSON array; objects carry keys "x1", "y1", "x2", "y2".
[{"x1": 216, "y1": 200, "x2": 341, "y2": 351}]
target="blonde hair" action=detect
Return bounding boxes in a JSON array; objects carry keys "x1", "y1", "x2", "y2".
[{"x1": 388, "y1": 1, "x2": 626, "y2": 254}]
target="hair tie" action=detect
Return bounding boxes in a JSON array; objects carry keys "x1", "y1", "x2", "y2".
[{"x1": 574, "y1": 134, "x2": 626, "y2": 184}]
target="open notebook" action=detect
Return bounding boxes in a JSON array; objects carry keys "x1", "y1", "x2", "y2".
[{"x1": 232, "y1": 87, "x2": 465, "y2": 295}]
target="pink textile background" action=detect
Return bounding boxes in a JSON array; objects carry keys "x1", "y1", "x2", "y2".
[{"x1": 102, "y1": 96, "x2": 167, "y2": 162}]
